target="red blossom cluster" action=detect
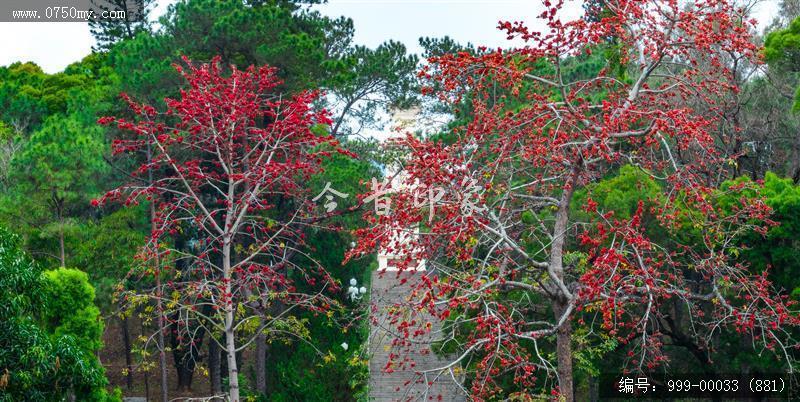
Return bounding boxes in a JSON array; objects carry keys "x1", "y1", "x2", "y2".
[
  {"x1": 96, "y1": 56, "x2": 353, "y2": 400},
  {"x1": 347, "y1": 0, "x2": 799, "y2": 400}
]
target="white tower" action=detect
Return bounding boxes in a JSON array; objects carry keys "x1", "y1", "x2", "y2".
[
  {"x1": 376, "y1": 107, "x2": 426, "y2": 272},
  {"x1": 367, "y1": 108, "x2": 466, "y2": 401}
]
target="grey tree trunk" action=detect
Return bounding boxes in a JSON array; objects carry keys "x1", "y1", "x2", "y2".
[
  {"x1": 224, "y1": 307, "x2": 240, "y2": 401},
  {"x1": 222, "y1": 239, "x2": 241, "y2": 401},
  {"x1": 255, "y1": 331, "x2": 267, "y2": 395},
  {"x1": 56, "y1": 196, "x2": 65, "y2": 267},
  {"x1": 121, "y1": 316, "x2": 134, "y2": 390},
  {"x1": 58, "y1": 228, "x2": 65, "y2": 267},
  {"x1": 589, "y1": 375, "x2": 599, "y2": 402},
  {"x1": 148, "y1": 142, "x2": 169, "y2": 402},
  {"x1": 792, "y1": 130, "x2": 800, "y2": 183},
  {"x1": 209, "y1": 337, "x2": 222, "y2": 395},
  {"x1": 142, "y1": 318, "x2": 151, "y2": 401},
  {"x1": 156, "y1": 269, "x2": 168, "y2": 402},
  {"x1": 547, "y1": 167, "x2": 578, "y2": 401},
  {"x1": 554, "y1": 300, "x2": 574, "y2": 401}
]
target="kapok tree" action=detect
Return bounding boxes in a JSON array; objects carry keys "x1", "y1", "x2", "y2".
[
  {"x1": 348, "y1": 0, "x2": 800, "y2": 400},
  {"x1": 97, "y1": 57, "x2": 351, "y2": 401}
]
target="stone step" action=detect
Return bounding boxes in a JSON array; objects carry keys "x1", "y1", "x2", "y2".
[{"x1": 368, "y1": 271, "x2": 467, "y2": 402}]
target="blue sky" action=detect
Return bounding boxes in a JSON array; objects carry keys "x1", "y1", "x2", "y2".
[{"x1": 0, "y1": 0, "x2": 781, "y2": 74}]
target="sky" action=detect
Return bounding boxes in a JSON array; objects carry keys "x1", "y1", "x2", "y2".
[{"x1": 0, "y1": 0, "x2": 782, "y2": 74}]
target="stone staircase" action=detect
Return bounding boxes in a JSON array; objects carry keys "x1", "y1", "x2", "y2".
[{"x1": 368, "y1": 270, "x2": 468, "y2": 402}]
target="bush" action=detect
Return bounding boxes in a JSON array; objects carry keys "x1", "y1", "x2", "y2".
[{"x1": 0, "y1": 226, "x2": 118, "y2": 401}]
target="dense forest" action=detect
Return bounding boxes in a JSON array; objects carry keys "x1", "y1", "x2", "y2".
[{"x1": 2, "y1": 0, "x2": 800, "y2": 401}]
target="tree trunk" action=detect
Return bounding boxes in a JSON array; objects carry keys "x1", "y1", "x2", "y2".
[
  {"x1": 148, "y1": 142, "x2": 169, "y2": 402},
  {"x1": 791, "y1": 129, "x2": 800, "y2": 184},
  {"x1": 209, "y1": 336, "x2": 223, "y2": 395},
  {"x1": 142, "y1": 320, "x2": 151, "y2": 401},
  {"x1": 255, "y1": 331, "x2": 267, "y2": 395},
  {"x1": 121, "y1": 316, "x2": 134, "y2": 390},
  {"x1": 224, "y1": 307, "x2": 240, "y2": 401},
  {"x1": 144, "y1": 372, "x2": 150, "y2": 402},
  {"x1": 170, "y1": 246, "x2": 208, "y2": 393},
  {"x1": 222, "y1": 239, "x2": 240, "y2": 401},
  {"x1": 157, "y1": 303, "x2": 168, "y2": 402},
  {"x1": 174, "y1": 348, "x2": 195, "y2": 392},
  {"x1": 58, "y1": 229, "x2": 65, "y2": 267},
  {"x1": 548, "y1": 166, "x2": 578, "y2": 401},
  {"x1": 171, "y1": 315, "x2": 205, "y2": 392},
  {"x1": 554, "y1": 300, "x2": 574, "y2": 401},
  {"x1": 56, "y1": 196, "x2": 65, "y2": 267}
]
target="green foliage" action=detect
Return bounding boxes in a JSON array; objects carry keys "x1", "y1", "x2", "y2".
[
  {"x1": 0, "y1": 226, "x2": 117, "y2": 401},
  {"x1": 89, "y1": 0, "x2": 154, "y2": 51},
  {"x1": 72, "y1": 206, "x2": 148, "y2": 308},
  {"x1": 259, "y1": 144, "x2": 378, "y2": 401},
  {"x1": 699, "y1": 172, "x2": 800, "y2": 374},
  {"x1": 107, "y1": 30, "x2": 184, "y2": 104},
  {"x1": 0, "y1": 228, "x2": 42, "y2": 320},
  {"x1": 576, "y1": 172, "x2": 800, "y2": 379},
  {"x1": 419, "y1": 35, "x2": 478, "y2": 59},
  {"x1": 326, "y1": 40, "x2": 419, "y2": 136},
  {"x1": 572, "y1": 328, "x2": 618, "y2": 377},
  {"x1": 572, "y1": 165, "x2": 663, "y2": 220},
  {"x1": 110, "y1": 0, "x2": 341, "y2": 101},
  {"x1": 110, "y1": 0, "x2": 416, "y2": 137},
  {"x1": 720, "y1": 173, "x2": 800, "y2": 295},
  {"x1": 16, "y1": 114, "x2": 107, "y2": 203},
  {"x1": 0, "y1": 60, "x2": 112, "y2": 130},
  {"x1": 1, "y1": 113, "x2": 107, "y2": 267},
  {"x1": 264, "y1": 330, "x2": 369, "y2": 402},
  {"x1": 765, "y1": 16, "x2": 800, "y2": 111},
  {"x1": 41, "y1": 268, "x2": 105, "y2": 354},
  {"x1": 0, "y1": 62, "x2": 49, "y2": 134},
  {"x1": 0, "y1": 51, "x2": 118, "y2": 268},
  {"x1": 764, "y1": 17, "x2": 800, "y2": 67}
]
